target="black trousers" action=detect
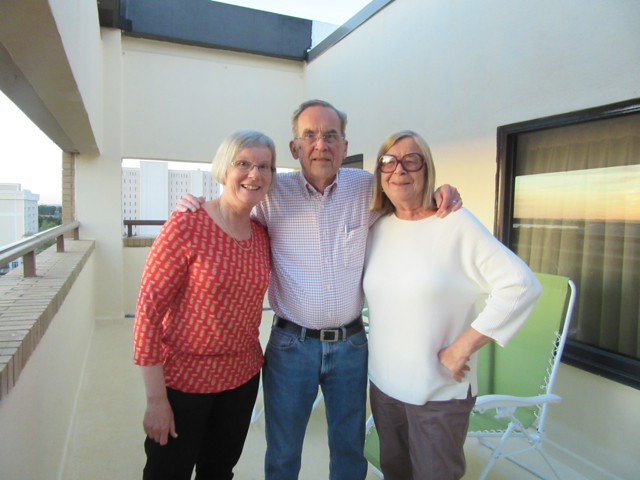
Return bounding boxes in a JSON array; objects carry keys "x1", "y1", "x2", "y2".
[{"x1": 143, "y1": 372, "x2": 260, "y2": 480}]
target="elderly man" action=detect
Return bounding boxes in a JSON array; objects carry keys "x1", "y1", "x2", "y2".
[{"x1": 178, "y1": 100, "x2": 461, "y2": 480}]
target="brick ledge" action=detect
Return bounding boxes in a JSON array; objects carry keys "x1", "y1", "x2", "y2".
[
  {"x1": 0, "y1": 240, "x2": 95, "y2": 402},
  {"x1": 122, "y1": 237, "x2": 155, "y2": 247}
]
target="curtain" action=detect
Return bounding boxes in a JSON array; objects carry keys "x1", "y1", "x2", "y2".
[{"x1": 511, "y1": 114, "x2": 640, "y2": 359}]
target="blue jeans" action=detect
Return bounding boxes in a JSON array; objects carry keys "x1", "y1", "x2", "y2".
[{"x1": 263, "y1": 323, "x2": 369, "y2": 480}]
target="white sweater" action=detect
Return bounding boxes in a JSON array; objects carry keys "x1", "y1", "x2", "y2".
[{"x1": 363, "y1": 208, "x2": 541, "y2": 405}]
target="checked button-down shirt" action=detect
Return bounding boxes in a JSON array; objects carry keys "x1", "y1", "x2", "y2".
[{"x1": 252, "y1": 168, "x2": 380, "y2": 330}]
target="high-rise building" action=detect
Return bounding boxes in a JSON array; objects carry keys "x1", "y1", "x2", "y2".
[
  {"x1": 122, "y1": 161, "x2": 221, "y2": 236},
  {"x1": 0, "y1": 183, "x2": 39, "y2": 244},
  {"x1": 0, "y1": 183, "x2": 40, "y2": 272}
]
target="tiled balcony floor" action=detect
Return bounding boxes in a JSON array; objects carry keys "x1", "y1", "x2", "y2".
[{"x1": 61, "y1": 314, "x2": 588, "y2": 480}]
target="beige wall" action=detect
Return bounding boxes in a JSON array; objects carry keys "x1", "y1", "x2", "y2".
[
  {"x1": 75, "y1": 29, "x2": 126, "y2": 324},
  {"x1": 548, "y1": 365, "x2": 640, "y2": 479},
  {"x1": 120, "y1": 37, "x2": 305, "y2": 167},
  {"x1": 0, "y1": 255, "x2": 95, "y2": 480},
  {"x1": 304, "y1": 0, "x2": 640, "y2": 228},
  {"x1": 76, "y1": 34, "x2": 309, "y2": 323},
  {"x1": 302, "y1": 1, "x2": 640, "y2": 478},
  {"x1": 49, "y1": 0, "x2": 104, "y2": 152},
  {"x1": 0, "y1": 0, "x2": 102, "y2": 154},
  {"x1": 123, "y1": 246, "x2": 151, "y2": 315}
]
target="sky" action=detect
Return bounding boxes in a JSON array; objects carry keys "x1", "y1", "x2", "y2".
[
  {"x1": 216, "y1": 0, "x2": 369, "y2": 24},
  {"x1": 0, "y1": 1, "x2": 371, "y2": 205},
  {"x1": 0, "y1": 93, "x2": 63, "y2": 204},
  {"x1": 514, "y1": 165, "x2": 640, "y2": 222}
]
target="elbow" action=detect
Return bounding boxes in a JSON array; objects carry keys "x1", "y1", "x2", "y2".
[
  {"x1": 508, "y1": 269, "x2": 542, "y2": 307},
  {"x1": 533, "y1": 275, "x2": 543, "y2": 296},
  {"x1": 525, "y1": 273, "x2": 543, "y2": 303}
]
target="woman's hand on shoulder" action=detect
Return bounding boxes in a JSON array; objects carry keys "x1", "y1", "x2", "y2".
[
  {"x1": 175, "y1": 194, "x2": 205, "y2": 213},
  {"x1": 434, "y1": 184, "x2": 462, "y2": 218},
  {"x1": 143, "y1": 396, "x2": 177, "y2": 445}
]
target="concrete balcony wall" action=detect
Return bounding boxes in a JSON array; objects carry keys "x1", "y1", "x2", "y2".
[
  {"x1": 302, "y1": 1, "x2": 640, "y2": 477},
  {"x1": 48, "y1": 0, "x2": 104, "y2": 152},
  {"x1": 0, "y1": 0, "x2": 102, "y2": 154},
  {"x1": 119, "y1": 36, "x2": 305, "y2": 168},
  {"x1": 122, "y1": 245, "x2": 151, "y2": 315},
  {"x1": 76, "y1": 31, "x2": 308, "y2": 325},
  {"x1": 74, "y1": 29, "x2": 126, "y2": 325},
  {"x1": 304, "y1": 0, "x2": 640, "y2": 231},
  {"x1": 0, "y1": 251, "x2": 96, "y2": 480}
]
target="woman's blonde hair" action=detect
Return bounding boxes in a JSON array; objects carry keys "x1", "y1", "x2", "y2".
[
  {"x1": 211, "y1": 130, "x2": 277, "y2": 190},
  {"x1": 370, "y1": 130, "x2": 436, "y2": 215}
]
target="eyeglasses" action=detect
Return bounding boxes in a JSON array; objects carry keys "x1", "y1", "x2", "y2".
[
  {"x1": 230, "y1": 160, "x2": 275, "y2": 175},
  {"x1": 295, "y1": 132, "x2": 344, "y2": 146},
  {"x1": 377, "y1": 153, "x2": 425, "y2": 173}
]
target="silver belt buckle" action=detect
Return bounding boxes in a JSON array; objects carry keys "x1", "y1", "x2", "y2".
[{"x1": 320, "y1": 329, "x2": 340, "y2": 342}]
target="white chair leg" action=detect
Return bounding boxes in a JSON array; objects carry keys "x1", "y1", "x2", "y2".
[
  {"x1": 477, "y1": 422, "x2": 517, "y2": 480},
  {"x1": 250, "y1": 405, "x2": 264, "y2": 423},
  {"x1": 250, "y1": 382, "x2": 264, "y2": 423},
  {"x1": 312, "y1": 389, "x2": 324, "y2": 411},
  {"x1": 503, "y1": 452, "x2": 558, "y2": 480},
  {"x1": 536, "y1": 447, "x2": 563, "y2": 480}
]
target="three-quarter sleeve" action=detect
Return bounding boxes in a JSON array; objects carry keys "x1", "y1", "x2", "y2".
[
  {"x1": 462, "y1": 213, "x2": 542, "y2": 346},
  {"x1": 133, "y1": 213, "x2": 192, "y2": 366}
]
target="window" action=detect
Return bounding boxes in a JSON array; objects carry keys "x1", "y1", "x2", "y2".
[
  {"x1": 496, "y1": 98, "x2": 640, "y2": 389},
  {"x1": 342, "y1": 154, "x2": 363, "y2": 169}
]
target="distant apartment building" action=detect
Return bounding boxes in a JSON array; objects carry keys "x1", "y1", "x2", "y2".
[
  {"x1": 122, "y1": 161, "x2": 221, "y2": 236},
  {"x1": 0, "y1": 183, "x2": 39, "y2": 272}
]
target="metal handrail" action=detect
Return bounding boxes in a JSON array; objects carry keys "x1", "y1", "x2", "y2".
[
  {"x1": 123, "y1": 220, "x2": 165, "y2": 237},
  {"x1": 0, "y1": 221, "x2": 81, "y2": 277}
]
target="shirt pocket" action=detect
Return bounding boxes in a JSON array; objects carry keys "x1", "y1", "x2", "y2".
[{"x1": 342, "y1": 225, "x2": 369, "y2": 270}]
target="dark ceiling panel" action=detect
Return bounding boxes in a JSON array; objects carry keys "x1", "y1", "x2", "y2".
[{"x1": 112, "y1": 0, "x2": 312, "y2": 61}]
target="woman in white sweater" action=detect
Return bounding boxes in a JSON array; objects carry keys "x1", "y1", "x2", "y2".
[{"x1": 363, "y1": 130, "x2": 541, "y2": 480}]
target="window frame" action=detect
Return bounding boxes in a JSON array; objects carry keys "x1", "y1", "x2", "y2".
[
  {"x1": 342, "y1": 153, "x2": 364, "y2": 169},
  {"x1": 495, "y1": 97, "x2": 640, "y2": 390}
]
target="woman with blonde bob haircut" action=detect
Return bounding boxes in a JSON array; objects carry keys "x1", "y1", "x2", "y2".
[
  {"x1": 211, "y1": 129, "x2": 277, "y2": 189},
  {"x1": 370, "y1": 130, "x2": 436, "y2": 216},
  {"x1": 364, "y1": 130, "x2": 541, "y2": 480}
]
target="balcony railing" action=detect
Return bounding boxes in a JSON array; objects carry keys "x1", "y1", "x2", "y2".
[
  {"x1": 123, "y1": 220, "x2": 165, "y2": 237},
  {"x1": 0, "y1": 222, "x2": 80, "y2": 277},
  {"x1": 0, "y1": 222, "x2": 94, "y2": 405}
]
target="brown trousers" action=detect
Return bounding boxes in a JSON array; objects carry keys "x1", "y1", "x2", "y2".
[{"x1": 369, "y1": 382, "x2": 476, "y2": 480}]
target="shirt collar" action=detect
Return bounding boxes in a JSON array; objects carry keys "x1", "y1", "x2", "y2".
[{"x1": 297, "y1": 169, "x2": 341, "y2": 197}]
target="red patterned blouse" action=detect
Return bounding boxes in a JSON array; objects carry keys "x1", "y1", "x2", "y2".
[{"x1": 133, "y1": 208, "x2": 270, "y2": 393}]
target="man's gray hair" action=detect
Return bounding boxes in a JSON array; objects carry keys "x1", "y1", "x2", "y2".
[{"x1": 290, "y1": 100, "x2": 348, "y2": 138}]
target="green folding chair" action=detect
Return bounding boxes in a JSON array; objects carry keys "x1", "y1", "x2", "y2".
[
  {"x1": 468, "y1": 273, "x2": 576, "y2": 479},
  {"x1": 362, "y1": 299, "x2": 383, "y2": 476},
  {"x1": 364, "y1": 273, "x2": 576, "y2": 480}
]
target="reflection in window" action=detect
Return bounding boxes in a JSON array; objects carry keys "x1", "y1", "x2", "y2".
[{"x1": 508, "y1": 112, "x2": 640, "y2": 366}]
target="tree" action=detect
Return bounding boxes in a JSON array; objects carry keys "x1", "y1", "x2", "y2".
[{"x1": 38, "y1": 205, "x2": 62, "y2": 216}]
